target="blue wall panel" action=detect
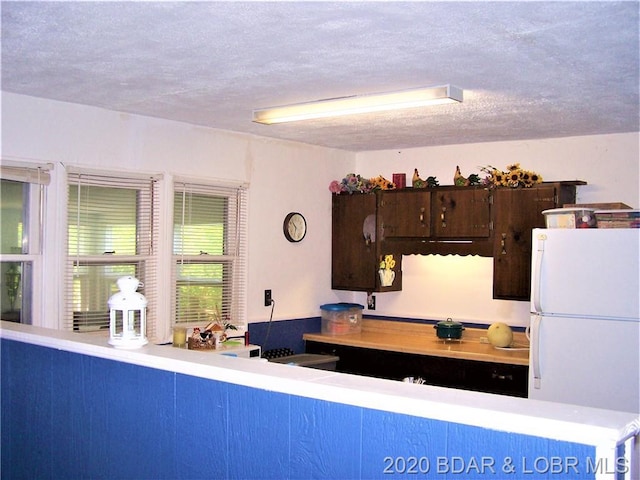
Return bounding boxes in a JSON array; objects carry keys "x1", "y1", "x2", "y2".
[
  {"x1": 49, "y1": 349, "x2": 94, "y2": 479},
  {"x1": 361, "y1": 409, "x2": 449, "y2": 479},
  {"x1": 249, "y1": 317, "x2": 321, "y2": 355},
  {"x1": 289, "y1": 396, "x2": 362, "y2": 479},
  {"x1": 175, "y1": 373, "x2": 229, "y2": 479},
  {"x1": 226, "y1": 383, "x2": 291, "y2": 479},
  {"x1": 1, "y1": 341, "x2": 53, "y2": 480},
  {"x1": 1, "y1": 339, "x2": 598, "y2": 480},
  {"x1": 446, "y1": 422, "x2": 551, "y2": 480},
  {"x1": 82, "y1": 357, "x2": 176, "y2": 479}
]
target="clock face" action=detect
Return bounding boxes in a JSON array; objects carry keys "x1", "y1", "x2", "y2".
[{"x1": 284, "y1": 212, "x2": 306, "y2": 242}]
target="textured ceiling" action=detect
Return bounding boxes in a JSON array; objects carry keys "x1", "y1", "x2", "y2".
[{"x1": 2, "y1": 1, "x2": 639, "y2": 152}]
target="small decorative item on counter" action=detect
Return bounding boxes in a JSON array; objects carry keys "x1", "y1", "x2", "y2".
[
  {"x1": 172, "y1": 326, "x2": 187, "y2": 348},
  {"x1": 188, "y1": 326, "x2": 217, "y2": 350},
  {"x1": 480, "y1": 163, "x2": 543, "y2": 188},
  {"x1": 187, "y1": 308, "x2": 238, "y2": 350},
  {"x1": 378, "y1": 254, "x2": 396, "y2": 287}
]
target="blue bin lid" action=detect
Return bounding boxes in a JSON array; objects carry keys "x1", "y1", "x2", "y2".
[{"x1": 320, "y1": 302, "x2": 364, "y2": 311}]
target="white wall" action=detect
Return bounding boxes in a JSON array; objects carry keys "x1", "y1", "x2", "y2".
[
  {"x1": 3, "y1": 93, "x2": 638, "y2": 331},
  {"x1": 353, "y1": 132, "x2": 640, "y2": 326},
  {"x1": 1, "y1": 93, "x2": 353, "y2": 333}
]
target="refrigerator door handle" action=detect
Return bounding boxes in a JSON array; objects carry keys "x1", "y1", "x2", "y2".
[
  {"x1": 531, "y1": 233, "x2": 546, "y2": 314},
  {"x1": 531, "y1": 315, "x2": 542, "y2": 389}
]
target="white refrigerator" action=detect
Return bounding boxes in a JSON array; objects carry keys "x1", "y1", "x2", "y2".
[{"x1": 529, "y1": 228, "x2": 639, "y2": 413}]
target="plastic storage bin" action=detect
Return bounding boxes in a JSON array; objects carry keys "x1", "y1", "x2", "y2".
[
  {"x1": 542, "y1": 208, "x2": 597, "y2": 229},
  {"x1": 320, "y1": 303, "x2": 364, "y2": 335}
]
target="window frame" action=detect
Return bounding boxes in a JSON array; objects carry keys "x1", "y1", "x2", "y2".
[
  {"x1": 0, "y1": 161, "x2": 51, "y2": 325},
  {"x1": 64, "y1": 168, "x2": 162, "y2": 340},
  {"x1": 171, "y1": 178, "x2": 248, "y2": 332}
]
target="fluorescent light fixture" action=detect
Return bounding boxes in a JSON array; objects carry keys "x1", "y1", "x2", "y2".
[{"x1": 252, "y1": 84, "x2": 463, "y2": 124}]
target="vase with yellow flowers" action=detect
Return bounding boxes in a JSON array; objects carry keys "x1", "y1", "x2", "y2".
[{"x1": 378, "y1": 254, "x2": 396, "y2": 287}]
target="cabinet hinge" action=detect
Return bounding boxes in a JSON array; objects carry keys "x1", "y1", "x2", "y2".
[{"x1": 489, "y1": 220, "x2": 494, "y2": 231}]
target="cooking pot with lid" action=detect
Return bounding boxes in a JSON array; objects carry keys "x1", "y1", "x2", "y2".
[{"x1": 434, "y1": 318, "x2": 465, "y2": 339}]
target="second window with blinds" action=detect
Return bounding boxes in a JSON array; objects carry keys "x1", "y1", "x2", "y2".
[{"x1": 172, "y1": 180, "x2": 247, "y2": 332}]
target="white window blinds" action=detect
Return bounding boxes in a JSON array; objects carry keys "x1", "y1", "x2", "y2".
[
  {"x1": 65, "y1": 170, "x2": 160, "y2": 341},
  {"x1": 172, "y1": 180, "x2": 247, "y2": 329}
]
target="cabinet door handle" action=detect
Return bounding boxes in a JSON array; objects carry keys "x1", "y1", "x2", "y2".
[
  {"x1": 501, "y1": 233, "x2": 507, "y2": 254},
  {"x1": 419, "y1": 207, "x2": 425, "y2": 224},
  {"x1": 440, "y1": 207, "x2": 446, "y2": 227},
  {"x1": 491, "y1": 372, "x2": 513, "y2": 381}
]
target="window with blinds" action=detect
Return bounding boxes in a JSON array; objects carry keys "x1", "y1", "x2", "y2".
[
  {"x1": 173, "y1": 181, "x2": 247, "y2": 329},
  {"x1": 0, "y1": 161, "x2": 51, "y2": 325},
  {"x1": 65, "y1": 171, "x2": 160, "y2": 340}
]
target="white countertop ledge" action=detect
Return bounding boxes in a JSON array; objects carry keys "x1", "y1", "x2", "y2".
[{"x1": 2, "y1": 321, "x2": 638, "y2": 450}]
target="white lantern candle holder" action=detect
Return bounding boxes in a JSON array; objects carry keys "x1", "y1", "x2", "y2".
[{"x1": 108, "y1": 276, "x2": 148, "y2": 349}]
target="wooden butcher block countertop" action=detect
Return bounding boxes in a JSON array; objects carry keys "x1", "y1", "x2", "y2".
[{"x1": 303, "y1": 319, "x2": 530, "y2": 366}]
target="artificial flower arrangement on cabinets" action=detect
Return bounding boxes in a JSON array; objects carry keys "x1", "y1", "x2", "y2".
[
  {"x1": 328, "y1": 173, "x2": 395, "y2": 194},
  {"x1": 479, "y1": 163, "x2": 543, "y2": 188},
  {"x1": 447, "y1": 163, "x2": 543, "y2": 188},
  {"x1": 328, "y1": 171, "x2": 438, "y2": 193},
  {"x1": 328, "y1": 163, "x2": 543, "y2": 193}
]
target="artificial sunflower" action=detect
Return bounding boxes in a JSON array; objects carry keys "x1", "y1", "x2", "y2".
[
  {"x1": 493, "y1": 170, "x2": 507, "y2": 186},
  {"x1": 479, "y1": 163, "x2": 543, "y2": 188},
  {"x1": 529, "y1": 172, "x2": 543, "y2": 184},
  {"x1": 507, "y1": 169, "x2": 523, "y2": 187},
  {"x1": 370, "y1": 175, "x2": 395, "y2": 191}
]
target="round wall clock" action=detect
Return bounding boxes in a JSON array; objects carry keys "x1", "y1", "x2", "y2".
[{"x1": 283, "y1": 212, "x2": 307, "y2": 242}]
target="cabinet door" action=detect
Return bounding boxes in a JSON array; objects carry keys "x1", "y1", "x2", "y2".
[
  {"x1": 379, "y1": 190, "x2": 431, "y2": 238},
  {"x1": 492, "y1": 186, "x2": 558, "y2": 300},
  {"x1": 331, "y1": 194, "x2": 377, "y2": 290},
  {"x1": 432, "y1": 188, "x2": 491, "y2": 238},
  {"x1": 463, "y1": 361, "x2": 528, "y2": 397}
]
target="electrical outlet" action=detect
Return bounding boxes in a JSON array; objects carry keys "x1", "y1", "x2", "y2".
[
  {"x1": 367, "y1": 293, "x2": 376, "y2": 310},
  {"x1": 264, "y1": 289, "x2": 272, "y2": 307}
]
